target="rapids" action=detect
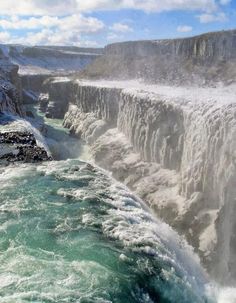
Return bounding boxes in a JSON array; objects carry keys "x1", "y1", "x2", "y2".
[
  {"x1": 0, "y1": 109, "x2": 233, "y2": 303},
  {"x1": 0, "y1": 159, "x2": 212, "y2": 303}
]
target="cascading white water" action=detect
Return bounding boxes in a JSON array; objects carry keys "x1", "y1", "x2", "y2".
[
  {"x1": 0, "y1": 158, "x2": 217, "y2": 302},
  {"x1": 62, "y1": 79, "x2": 236, "y2": 284}
]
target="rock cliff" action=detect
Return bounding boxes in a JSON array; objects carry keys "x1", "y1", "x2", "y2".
[
  {"x1": 81, "y1": 30, "x2": 236, "y2": 86},
  {"x1": 0, "y1": 51, "x2": 22, "y2": 115}
]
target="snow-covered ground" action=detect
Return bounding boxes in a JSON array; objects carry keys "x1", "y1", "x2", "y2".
[
  {"x1": 77, "y1": 79, "x2": 236, "y2": 105},
  {"x1": 0, "y1": 45, "x2": 102, "y2": 75}
]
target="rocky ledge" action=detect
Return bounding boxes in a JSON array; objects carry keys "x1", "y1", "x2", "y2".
[{"x1": 0, "y1": 131, "x2": 52, "y2": 165}]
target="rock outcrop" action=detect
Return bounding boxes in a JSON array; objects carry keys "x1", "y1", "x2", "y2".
[
  {"x1": 0, "y1": 51, "x2": 51, "y2": 164},
  {"x1": 21, "y1": 74, "x2": 50, "y2": 93},
  {"x1": 0, "y1": 52, "x2": 22, "y2": 115},
  {"x1": 0, "y1": 131, "x2": 51, "y2": 165}
]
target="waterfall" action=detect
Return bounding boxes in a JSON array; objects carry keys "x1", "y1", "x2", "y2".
[
  {"x1": 0, "y1": 159, "x2": 215, "y2": 302},
  {"x1": 61, "y1": 79, "x2": 236, "y2": 283}
]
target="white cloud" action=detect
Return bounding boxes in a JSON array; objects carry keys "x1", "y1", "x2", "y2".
[
  {"x1": 0, "y1": 16, "x2": 59, "y2": 30},
  {"x1": 0, "y1": 1, "x2": 76, "y2": 16},
  {"x1": 110, "y1": 22, "x2": 133, "y2": 33},
  {"x1": 58, "y1": 15, "x2": 104, "y2": 33},
  {"x1": 0, "y1": 15, "x2": 104, "y2": 34},
  {"x1": 25, "y1": 29, "x2": 55, "y2": 45},
  {"x1": 0, "y1": 0, "x2": 218, "y2": 15},
  {"x1": 0, "y1": 31, "x2": 11, "y2": 43},
  {"x1": 73, "y1": 0, "x2": 218, "y2": 13},
  {"x1": 197, "y1": 12, "x2": 228, "y2": 23},
  {"x1": 177, "y1": 25, "x2": 193, "y2": 32},
  {"x1": 0, "y1": 14, "x2": 105, "y2": 46},
  {"x1": 5, "y1": 28, "x2": 99, "y2": 47}
]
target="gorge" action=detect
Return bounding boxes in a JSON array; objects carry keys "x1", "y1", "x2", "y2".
[{"x1": 0, "y1": 30, "x2": 236, "y2": 302}]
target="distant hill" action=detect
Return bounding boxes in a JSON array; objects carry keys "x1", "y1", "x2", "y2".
[{"x1": 0, "y1": 44, "x2": 104, "y2": 75}]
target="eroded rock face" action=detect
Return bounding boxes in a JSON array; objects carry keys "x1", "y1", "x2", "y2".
[
  {"x1": 61, "y1": 79, "x2": 236, "y2": 284},
  {"x1": 39, "y1": 94, "x2": 49, "y2": 113},
  {"x1": 0, "y1": 64, "x2": 23, "y2": 116},
  {"x1": 42, "y1": 78, "x2": 75, "y2": 119},
  {"x1": 21, "y1": 74, "x2": 50, "y2": 93}
]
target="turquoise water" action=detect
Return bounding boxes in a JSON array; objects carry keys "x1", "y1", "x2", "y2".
[
  {"x1": 0, "y1": 107, "x2": 216, "y2": 302},
  {"x1": 0, "y1": 159, "x2": 213, "y2": 302}
]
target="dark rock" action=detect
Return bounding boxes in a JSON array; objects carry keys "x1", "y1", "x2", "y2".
[
  {"x1": 0, "y1": 131, "x2": 52, "y2": 165},
  {"x1": 45, "y1": 101, "x2": 65, "y2": 119},
  {"x1": 0, "y1": 132, "x2": 36, "y2": 145},
  {"x1": 25, "y1": 111, "x2": 35, "y2": 118},
  {"x1": 39, "y1": 94, "x2": 49, "y2": 113},
  {"x1": 22, "y1": 89, "x2": 38, "y2": 104}
]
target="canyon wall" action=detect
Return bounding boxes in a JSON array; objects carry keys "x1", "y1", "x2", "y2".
[
  {"x1": 10, "y1": 45, "x2": 104, "y2": 106},
  {"x1": 0, "y1": 51, "x2": 51, "y2": 163},
  {"x1": 105, "y1": 30, "x2": 236, "y2": 60},
  {"x1": 0, "y1": 51, "x2": 22, "y2": 115},
  {"x1": 44, "y1": 78, "x2": 75, "y2": 118},
  {"x1": 56, "y1": 79, "x2": 236, "y2": 285},
  {"x1": 81, "y1": 30, "x2": 236, "y2": 86}
]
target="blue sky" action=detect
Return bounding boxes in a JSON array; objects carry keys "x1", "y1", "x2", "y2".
[{"x1": 0, "y1": 0, "x2": 235, "y2": 47}]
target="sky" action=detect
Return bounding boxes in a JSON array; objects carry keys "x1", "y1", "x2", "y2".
[{"x1": 0, "y1": 0, "x2": 235, "y2": 47}]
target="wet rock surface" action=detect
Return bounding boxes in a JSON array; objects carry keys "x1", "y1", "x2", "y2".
[
  {"x1": 0, "y1": 131, "x2": 52, "y2": 165},
  {"x1": 0, "y1": 132, "x2": 36, "y2": 145},
  {"x1": 45, "y1": 101, "x2": 65, "y2": 119},
  {"x1": 39, "y1": 94, "x2": 49, "y2": 113},
  {"x1": 42, "y1": 78, "x2": 74, "y2": 119}
]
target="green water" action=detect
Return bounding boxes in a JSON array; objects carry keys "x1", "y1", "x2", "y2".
[
  {"x1": 0, "y1": 159, "x2": 213, "y2": 302},
  {"x1": 0, "y1": 107, "x2": 215, "y2": 302}
]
